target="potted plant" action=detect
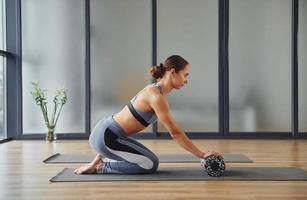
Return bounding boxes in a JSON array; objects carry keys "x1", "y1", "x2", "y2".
[{"x1": 30, "y1": 80, "x2": 68, "y2": 142}]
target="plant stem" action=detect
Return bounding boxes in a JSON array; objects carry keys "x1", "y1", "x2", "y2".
[
  {"x1": 50, "y1": 102, "x2": 58, "y2": 126},
  {"x1": 43, "y1": 102, "x2": 50, "y2": 126},
  {"x1": 39, "y1": 103, "x2": 49, "y2": 127},
  {"x1": 54, "y1": 104, "x2": 63, "y2": 127}
]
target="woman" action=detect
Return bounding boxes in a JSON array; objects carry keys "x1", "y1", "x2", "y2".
[{"x1": 74, "y1": 55, "x2": 222, "y2": 175}]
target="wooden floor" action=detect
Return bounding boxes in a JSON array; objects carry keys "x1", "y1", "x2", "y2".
[{"x1": 1, "y1": 139, "x2": 307, "y2": 200}]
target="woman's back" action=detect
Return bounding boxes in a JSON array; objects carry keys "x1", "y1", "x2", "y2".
[{"x1": 113, "y1": 84, "x2": 163, "y2": 136}]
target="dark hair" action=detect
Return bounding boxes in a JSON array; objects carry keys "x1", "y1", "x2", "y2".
[{"x1": 150, "y1": 55, "x2": 189, "y2": 79}]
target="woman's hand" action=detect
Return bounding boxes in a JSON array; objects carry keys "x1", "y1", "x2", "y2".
[{"x1": 202, "y1": 151, "x2": 223, "y2": 159}]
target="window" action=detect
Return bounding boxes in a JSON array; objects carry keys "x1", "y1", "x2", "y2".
[
  {"x1": 229, "y1": 0, "x2": 291, "y2": 132},
  {"x1": 157, "y1": 0, "x2": 219, "y2": 132},
  {"x1": 0, "y1": 0, "x2": 6, "y2": 140},
  {"x1": 90, "y1": 0, "x2": 152, "y2": 132},
  {"x1": 22, "y1": 0, "x2": 86, "y2": 134}
]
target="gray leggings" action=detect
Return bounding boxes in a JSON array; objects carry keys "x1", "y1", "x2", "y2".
[{"x1": 89, "y1": 116, "x2": 159, "y2": 174}]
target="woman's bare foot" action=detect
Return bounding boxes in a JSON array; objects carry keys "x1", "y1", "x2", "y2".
[
  {"x1": 74, "y1": 159, "x2": 103, "y2": 175},
  {"x1": 74, "y1": 154, "x2": 104, "y2": 175}
]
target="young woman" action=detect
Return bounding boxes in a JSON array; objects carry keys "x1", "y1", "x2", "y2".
[{"x1": 74, "y1": 55, "x2": 222, "y2": 175}]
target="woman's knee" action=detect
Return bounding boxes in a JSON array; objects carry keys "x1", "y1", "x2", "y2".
[{"x1": 148, "y1": 155, "x2": 159, "y2": 173}]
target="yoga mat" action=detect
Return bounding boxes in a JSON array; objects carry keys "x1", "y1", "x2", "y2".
[
  {"x1": 50, "y1": 167, "x2": 307, "y2": 182},
  {"x1": 43, "y1": 153, "x2": 252, "y2": 163}
]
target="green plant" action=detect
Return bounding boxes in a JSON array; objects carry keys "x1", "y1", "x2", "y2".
[{"x1": 30, "y1": 80, "x2": 68, "y2": 142}]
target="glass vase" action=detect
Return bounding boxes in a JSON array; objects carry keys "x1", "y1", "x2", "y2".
[{"x1": 46, "y1": 126, "x2": 56, "y2": 142}]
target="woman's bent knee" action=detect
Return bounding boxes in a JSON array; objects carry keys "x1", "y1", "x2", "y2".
[{"x1": 148, "y1": 157, "x2": 159, "y2": 173}]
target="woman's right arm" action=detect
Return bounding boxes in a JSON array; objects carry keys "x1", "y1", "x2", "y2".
[{"x1": 149, "y1": 92, "x2": 221, "y2": 159}]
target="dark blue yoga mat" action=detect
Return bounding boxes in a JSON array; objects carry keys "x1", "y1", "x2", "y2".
[{"x1": 50, "y1": 167, "x2": 307, "y2": 182}]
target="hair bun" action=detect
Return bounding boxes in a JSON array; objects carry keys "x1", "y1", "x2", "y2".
[{"x1": 150, "y1": 63, "x2": 165, "y2": 79}]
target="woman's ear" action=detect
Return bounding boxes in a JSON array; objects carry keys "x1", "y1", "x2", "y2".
[{"x1": 170, "y1": 68, "x2": 176, "y2": 74}]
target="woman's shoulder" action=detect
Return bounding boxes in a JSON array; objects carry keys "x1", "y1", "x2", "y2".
[
  {"x1": 144, "y1": 86, "x2": 166, "y2": 108},
  {"x1": 146, "y1": 84, "x2": 164, "y2": 97},
  {"x1": 134, "y1": 83, "x2": 165, "y2": 104}
]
